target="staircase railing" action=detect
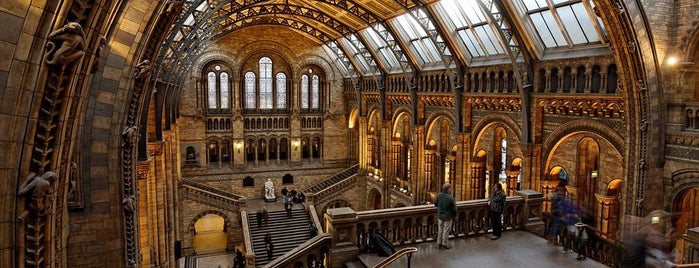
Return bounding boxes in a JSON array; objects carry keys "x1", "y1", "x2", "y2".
[
  {"x1": 372, "y1": 247, "x2": 418, "y2": 268},
  {"x1": 261, "y1": 235, "x2": 332, "y2": 268},
  {"x1": 308, "y1": 174, "x2": 358, "y2": 204},
  {"x1": 180, "y1": 180, "x2": 246, "y2": 212},
  {"x1": 304, "y1": 164, "x2": 359, "y2": 193},
  {"x1": 240, "y1": 210, "x2": 256, "y2": 268}
]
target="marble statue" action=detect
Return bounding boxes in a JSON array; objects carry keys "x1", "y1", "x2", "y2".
[{"x1": 264, "y1": 178, "x2": 275, "y2": 202}]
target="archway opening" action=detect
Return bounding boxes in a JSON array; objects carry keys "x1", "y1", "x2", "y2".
[
  {"x1": 193, "y1": 214, "x2": 227, "y2": 254},
  {"x1": 368, "y1": 188, "x2": 382, "y2": 210}
]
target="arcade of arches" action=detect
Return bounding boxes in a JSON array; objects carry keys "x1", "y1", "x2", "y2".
[{"x1": 2, "y1": 0, "x2": 699, "y2": 267}]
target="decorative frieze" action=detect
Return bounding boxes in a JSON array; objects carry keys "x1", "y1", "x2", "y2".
[
  {"x1": 537, "y1": 97, "x2": 624, "y2": 119},
  {"x1": 147, "y1": 141, "x2": 165, "y2": 156},
  {"x1": 467, "y1": 96, "x2": 521, "y2": 112}
]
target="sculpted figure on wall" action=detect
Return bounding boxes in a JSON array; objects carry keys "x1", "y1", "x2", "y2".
[
  {"x1": 122, "y1": 126, "x2": 138, "y2": 147},
  {"x1": 17, "y1": 172, "x2": 58, "y2": 222},
  {"x1": 45, "y1": 22, "x2": 86, "y2": 66},
  {"x1": 133, "y1": 59, "x2": 152, "y2": 80}
]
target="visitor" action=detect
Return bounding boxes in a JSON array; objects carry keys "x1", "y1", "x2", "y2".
[
  {"x1": 549, "y1": 183, "x2": 567, "y2": 246},
  {"x1": 256, "y1": 209, "x2": 263, "y2": 228},
  {"x1": 233, "y1": 249, "x2": 244, "y2": 268},
  {"x1": 488, "y1": 183, "x2": 506, "y2": 240},
  {"x1": 309, "y1": 222, "x2": 318, "y2": 238},
  {"x1": 262, "y1": 207, "x2": 269, "y2": 226},
  {"x1": 434, "y1": 183, "x2": 457, "y2": 249}
]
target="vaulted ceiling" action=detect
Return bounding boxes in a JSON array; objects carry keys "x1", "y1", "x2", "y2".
[{"x1": 154, "y1": 0, "x2": 609, "y2": 84}]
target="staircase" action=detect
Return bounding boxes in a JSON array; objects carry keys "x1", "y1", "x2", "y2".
[
  {"x1": 248, "y1": 207, "x2": 313, "y2": 267},
  {"x1": 304, "y1": 164, "x2": 359, "y2": 193}
]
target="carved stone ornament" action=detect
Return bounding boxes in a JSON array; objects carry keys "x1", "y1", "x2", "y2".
[
  {"x1": 122, "y1": 196, "x2": 136, "y2": 213},
  {"x1": 133, "y1": 59, "x2": 152, "y2": 80},
  {"x1": 147, "y1": 142, "x2": 164, "y2": 156},
  {"x1": 18, "y1": 172, "x2": 58, "y2": 222},
  {"x1": 122, "y1": 126, "x2": 138, "y2": 148},
  {"x1": 45, "y1": 22, "x2": 86, "y2": 66}
]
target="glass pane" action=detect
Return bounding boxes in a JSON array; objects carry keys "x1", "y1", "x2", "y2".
[
  {"x1": 276, "y1": 73, "x2": 286, "y2": 109},
  {"x1": 311, "y1": 75, "x2": 319, "y2": 109},
  {"x1": 522, "y1": 0, "x2": 548, "y2": 10},
  {"x1": 461, "y1": 1, "x2": 485, "y2": 24},
  {"x1": 474, "y1": 26, "x2": 500, "y2": 55},
  {"x1": 462, "y1": 30, "x2": 484, "y2": 57},
  {"x1": 557, "y1": 5, "x2": 587, "y2": 44},
  {"x1": 245, "y1": 72, "x2": 255, "y2": 109},
  {"x1": 301, "y1": 75, "x2": 309, "y2": 109},
  {"x1": 207, "y1": 72, "x2": 217, "y2": 109},
  {"x1": 220, "y1": 72, "x2": 229, "y2": 109},
  {"x1": 259, "y1": 57, "x2": 273, "y2": 109},
  {"x1": 440, "y1": 0, "x2": 467, "y2": 28},
  {"x1": 530, "y1": 12, "x2": 561, "y2": 48}
]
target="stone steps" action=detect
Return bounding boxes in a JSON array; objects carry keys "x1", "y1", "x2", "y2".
[{"x1": 248, "y1": 208, "x2": 313, "y2": 267}]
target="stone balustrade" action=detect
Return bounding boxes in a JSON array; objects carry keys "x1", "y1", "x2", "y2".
[
  {"x1": 325, "y1": 190, "x2": 544, "y2": 266},
  {"x1": 180, "y1": 180, "x2": 246, "y2": 212}
]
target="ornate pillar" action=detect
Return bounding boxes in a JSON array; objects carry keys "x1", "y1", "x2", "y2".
[
  {"x1": 455, "y1": 133, "x2": 471, "y2": 201},
  {"x1": 470, "y1": 161, "x2": 486, "y2": 199},
  {"x1": 136, "y1": 161, "x2": 152, "y2": 267},
  {"x1": 595, "y1": 194, "x2": 618, "y2": 238},
  {"x1": 381, "y1": 120, "x2": 393, "y2": 208},
  {"x1": 412, "y1": 125, "x2": 426, "y2": 204},
  {"x1": 147, "y1": 141, "x2": 168, "y2": 267},
  {"x1": 358, "y1": 116, "x2": 368, "y2": 171},
  {"x1": 506, "y1": 169, "x2": 519, "y2": 196}
]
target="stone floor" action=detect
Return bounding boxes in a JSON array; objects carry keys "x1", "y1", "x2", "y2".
[
  {"x1": 359, "y1": 231, "x2": 607, "y2": 268},
  {"x1": 180, "y1": 230, "x2": 607, "y2": 268}
]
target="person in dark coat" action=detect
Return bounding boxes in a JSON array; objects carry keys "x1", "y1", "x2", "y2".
[
  {"x1": 285, "y1": 200, "x2": 293, "y2": 218},
  {"x1": 262, "y1": 207, "x2": 269, "y2": 226},
  {"x1": 265, "y1": 241, "x2": 274, "y2": 261},
  {"x1": 488, "y1": 183, "x2": 506, "y2": 240},
  {"x1": 233, "y1": 249, "x2": 244, "y2": 268},
  {"x1": 256, "y1": 209, "x2": 263, "y2": 228}
]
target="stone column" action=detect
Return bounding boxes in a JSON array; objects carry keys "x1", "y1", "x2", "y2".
[
  {"x1": 147, "y1": 141, "x2": 168, "y2": 267},
  {"x1": 595, "y1": 194, "x2": 618, "y2": 238},
  {"x1": 470, "y1": 161, "x2": 486, "y2": 200},
  {"x1": 358, "y1": 116, "x2": 368, "y2": 171},
  {"x1": 506, "y1": 169, "x2": 519, "y2": 196},
  {"x1": 381, "y1": 120, "x2": 393, "y2": 209},
  {"x1": 454, "y1": 133, "x2": 471, "y2": 201},
  {"x1": 325, "y1": 207, "x2": 359, "y2": 266},
  {"x1": 412, "y1": 125, "x2": 426, "y2": 204}
]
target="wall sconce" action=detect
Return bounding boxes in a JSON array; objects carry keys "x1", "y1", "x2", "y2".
[
  {"x1": 236, "y1": 141, "x2": 242, "y2": 153},
  {"x1": 293, "y1": 140, "x2": 300, "y2": 151}
]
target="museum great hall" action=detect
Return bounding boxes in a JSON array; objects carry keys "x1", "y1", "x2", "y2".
[{"x1": 1, "y1": 0, "x2": 699, "y2": 267}]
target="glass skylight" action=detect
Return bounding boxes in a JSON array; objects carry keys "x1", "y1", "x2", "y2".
[
  {"x1": 520, "y1": 0, "x2": 605, "y2": 48},
  {"x1": 393, "y1": 13, "x2": 442, "y2": 64},
  {"x1": 361, "y1": 27, "x2": 400, "y2": 70},
  {"x1": 339, "y1": 37, "x2": 370, "y2": 74},
  {"x1": 437, "y1": 0, "x2": 506, "y2": 58}
]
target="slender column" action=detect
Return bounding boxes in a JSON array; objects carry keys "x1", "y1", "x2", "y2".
[
  {"x1": 455, "y1": 134, "x2": 470, "y2": 201},
  {"x1": 358, "y1": 116, "x2": 369, "y2": 171},
  {"x1": 505, "y1": 170, "x2": 519, "y2": 196},
  {"x1": 412, "y1": 126, "x2": 426, "y2": 204},
  {"x1": 147, "y1": 141, "x2": 167, "y2": 267},
  {"x1": 470, "y1": 161, "x2": 486, "y2": 200},
  {"x1": 381, "y1": 120, "x2": 393, "y2": 208}
]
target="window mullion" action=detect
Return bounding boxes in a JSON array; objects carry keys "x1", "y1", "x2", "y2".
[
  {"x1": 545, "y1": 0, "x2": 574, "y2": 48},
  {"x1": 581, "y1": 0, "x2": 606, "y2": 44}
]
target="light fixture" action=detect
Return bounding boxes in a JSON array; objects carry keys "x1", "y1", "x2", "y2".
[
  {"x1": 666, "y1": 56, "x2": 678, "y2": 66},
  {"x1": 236, "y1": 141, "x2": 242, "y2": 153},
  {"x1": 293, "y1": 140, "x2": 300, "y2": 151}
]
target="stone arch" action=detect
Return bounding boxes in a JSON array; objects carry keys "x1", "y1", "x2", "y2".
[
  {"x1": 232, "y1": 40, "x2": 296, "y2": 69},
  {"x1": 295, "y1": 53, "x2": 338, "y2": 81},
  {"x1": 367, "y1": 188, "x2": 382, "y2": 210},
  {"x1": 471, "y1": 113, "x2": 522, "y2": 144},
  {"x1": 348, "y1": 108, "x2": 359, "y2": 128},
  {"x1": 424, "y1": 112, "x2": 456, "y2": 147},
  {"x1": 667, "y1": 169, "x2": 699, "y2": 211},
  {"x1": 192, "y1": 49, "x2": 238, "y2": 77},
  {"x1": 187, "y1": 210, "x2": 234, "y2": 237},
  {"x1": 542, "y1": 119, "x2": 624, "y2": 164}
]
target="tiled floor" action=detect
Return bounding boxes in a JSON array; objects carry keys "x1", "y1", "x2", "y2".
[{"x1": 360, "y1": 231, "x2": 607, "y2": 268}]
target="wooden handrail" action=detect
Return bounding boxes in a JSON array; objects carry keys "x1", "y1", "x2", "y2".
[
  {"x1": 372, "y1": 247, "x2": 418, "y2": 268},
  {"x1": 676, "y1": 264, "x2": 699, "y2": 268}
]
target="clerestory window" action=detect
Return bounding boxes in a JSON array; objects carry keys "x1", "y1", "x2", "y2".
[
  {"x1": 205, "y1": 63, "x2": 231, "y2": 113},
  {"x1": 243, "y1": 57, "x2": 288, "y2": 111}
]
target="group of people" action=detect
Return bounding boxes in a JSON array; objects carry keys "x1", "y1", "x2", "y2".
[
  {"x1": 434, "y1": 182, "x2": 506, "y2": 250},
  {"x1": 281, "y1": 188, "x2": 306, "y2": 218}
]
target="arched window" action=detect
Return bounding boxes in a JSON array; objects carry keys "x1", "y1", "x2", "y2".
[
  {"x1": 220, "y1": 72, "x2": 229, "y2": 109},
  {"x1": 243, "y1": 57, "x2": 287, "y2": 111},
  {"x1": 312, "y1": 75, "x2": 320, "y2": 109},
  {"x1": 301, "y1": 75, "x2": 309, "y2": 109},
  {"x1": 205, "y1": 64, "x2": 231, "y2": 112},
  {"x1": 259, "y1": 57, "x2": 273, "y2": 109},
  {"x1": 245, "y1": 72, "x2": 255, "y2": 109},
  {"x1": 207, "y1": 72, "x2": 217, "y2": 109},
  {"x1": 276, "y1": 73, "x2": 287, "y2": 109}
]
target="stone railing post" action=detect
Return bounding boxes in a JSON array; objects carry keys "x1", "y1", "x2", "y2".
[
  {"x1": 325, "y1": 207, "x2": 359, "y2": 266},
  {"x1": 683, "y1": 227, "x2": 699, "y2": 264},
  {"x1": 516, "y1": 190, "x2": 545, "y2": 237}
]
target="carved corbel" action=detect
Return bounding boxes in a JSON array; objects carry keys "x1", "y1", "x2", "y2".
[{"x1": 45, "y1": 22, "x2": 86, "y2": 66}]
